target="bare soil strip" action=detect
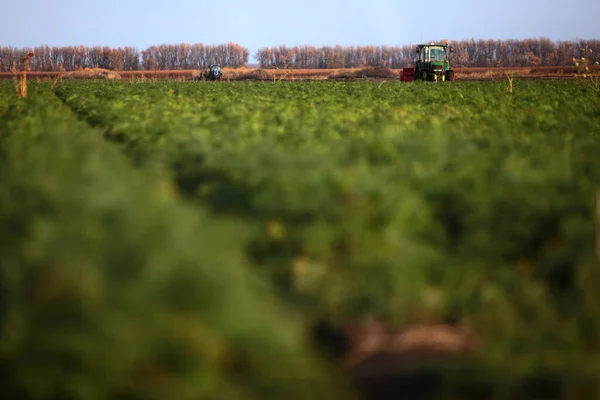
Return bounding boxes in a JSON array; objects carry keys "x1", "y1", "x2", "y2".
[{"x1": 1, "y1": 65, "x2": 598, "y2": 81}]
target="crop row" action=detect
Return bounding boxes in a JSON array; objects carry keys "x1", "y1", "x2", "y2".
[
  {"x1": 54, "y1": 79, "x2": 600, "y2": 360},
  {"x1": 0, "y1": 82, "x2": 343, "y2": 400},
  {"x1": 2, "y1": 78, "x2": 600, "y2": 398}
]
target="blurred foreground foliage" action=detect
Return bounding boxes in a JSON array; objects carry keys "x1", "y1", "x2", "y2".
[
  {"x1": 55, "y1": 79, "x2": 600, "y2": 397},
  {"x1": 0, "y1": 84, "x2": 347, "y2": 400},
  {"x1": 1, "y1": 78, "x2": 600, "y2": 399}
]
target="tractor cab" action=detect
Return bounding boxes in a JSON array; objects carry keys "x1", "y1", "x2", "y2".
[{"x1": 417, "y1": 45, "x2": 447, "y2": 63}]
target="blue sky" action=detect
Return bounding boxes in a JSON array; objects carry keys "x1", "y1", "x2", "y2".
[{"x1": 1, "y1": 0, "x2": 598, "y2": 62}]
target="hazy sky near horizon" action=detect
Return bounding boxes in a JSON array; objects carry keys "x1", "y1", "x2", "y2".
[{"x1": 1, "y1": 0, "x2": 598, "y2": 61}]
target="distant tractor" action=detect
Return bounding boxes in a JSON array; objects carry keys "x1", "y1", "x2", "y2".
[
  {"x1": 400, "y1": 43, "x2": 455, "y2": 82},
  {"x1": 206, "y1": 64, "x2": 223, "y2": 81}
]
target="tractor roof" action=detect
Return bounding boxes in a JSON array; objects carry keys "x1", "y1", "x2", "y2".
[{"x1": 417, "y1": 43, "x2": 448, "y2": 48}]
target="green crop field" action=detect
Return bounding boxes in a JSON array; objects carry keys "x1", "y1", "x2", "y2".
[{"x1": 1, "y1": 79, "x2": 600, "y2": 400}]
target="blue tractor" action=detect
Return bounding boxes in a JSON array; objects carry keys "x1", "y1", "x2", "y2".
[{"x1": 206, "y1": 64, "x2": 223, "y2": 81}]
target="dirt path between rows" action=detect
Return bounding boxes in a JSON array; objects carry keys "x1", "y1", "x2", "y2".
[{"x1": 1, "y1": 65, "x2": 597, "y2": 82}]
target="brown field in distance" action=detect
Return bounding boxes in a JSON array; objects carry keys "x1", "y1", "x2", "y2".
[{"x1": 1, "y1": 65, "x2": 598, "y2": 81}]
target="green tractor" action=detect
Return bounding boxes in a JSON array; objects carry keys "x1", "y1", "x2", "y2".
[{"x1": 400, "y1": 42, "x2": 455, "y2": 82}]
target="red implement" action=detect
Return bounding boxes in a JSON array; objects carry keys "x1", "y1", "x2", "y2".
[{"x1": 400, "y1": 68, "x2": 416, "y2": 82}]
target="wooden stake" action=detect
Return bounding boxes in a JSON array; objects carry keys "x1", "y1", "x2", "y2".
[{"x1": 19, "y1": 52, "x2": 34, "y2": 98}]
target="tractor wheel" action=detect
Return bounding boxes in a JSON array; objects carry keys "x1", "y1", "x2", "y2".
[{"x1": 422, "y1": 71, "x2": 428, "y2": 81}]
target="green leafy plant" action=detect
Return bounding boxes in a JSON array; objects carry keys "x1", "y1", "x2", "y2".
[
  {"x1": 4, "y1": 78, "x2": 600, "y2": 398},
  {"x1": 0, "y1": 82, "x2": 347, "y2": 400}
]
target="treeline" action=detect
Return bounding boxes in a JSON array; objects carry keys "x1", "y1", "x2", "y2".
[
  {"x1": 2, "y1": 38, "x2": 599, "y2": 71},
  {"x1": 255, "y1": 38, "x2": 600, "y2": 69},
  {"x1": 0, "y1": 42, "x2": 249, "y2": 72},
  {"x1": 141, "y1": 43, "x2": 248, "y2": 69}
]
